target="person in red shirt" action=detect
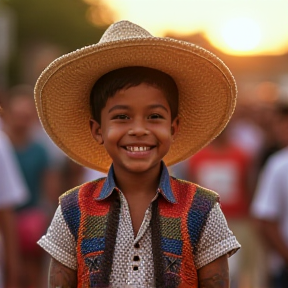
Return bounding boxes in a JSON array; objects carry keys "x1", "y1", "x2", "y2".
[
  {"x1": 185, "y1": 126, "x2": 262, "y2": 288},
  {"x1": 187, "y1": 126, "x2": 253, "y2": 219}
]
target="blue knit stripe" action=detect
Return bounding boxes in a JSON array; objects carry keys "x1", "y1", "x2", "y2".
[
  {"x1": 60, "y1": 187, "x2": 81, "y2": 241},
  {"x1": 161, "y1": 237, "x2": 183, "y2": 256},
  {"x1": 187, "y1": 186, "x2": 218, "y2": 255},
  {"x1": 81, "y1": 238, "x2": 106, "y2": 255}
]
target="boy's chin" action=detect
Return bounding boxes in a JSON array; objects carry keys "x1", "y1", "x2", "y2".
[{"x1": 115, "y1": 160, "x2": 162, "y2": 174}]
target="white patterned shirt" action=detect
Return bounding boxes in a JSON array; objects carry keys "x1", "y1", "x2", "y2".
[{"x1": 38, "y1": 192, "x2": 240, "y2": 287}]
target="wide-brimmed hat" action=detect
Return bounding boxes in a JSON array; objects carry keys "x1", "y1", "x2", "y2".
[{"x1": 34, "y1": 20, "x2": 237, "y2": 173}]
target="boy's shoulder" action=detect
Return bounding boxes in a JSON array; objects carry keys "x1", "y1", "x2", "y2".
[
  {"x1": 58, "y1": 177, "x2": 108, "y2": 237},
  {"x1": 59, "y1": 177, "x2": 107, "y2": 202},
  {"x1": 170, "y1": 176, "x2": 219, "y2": 200}
]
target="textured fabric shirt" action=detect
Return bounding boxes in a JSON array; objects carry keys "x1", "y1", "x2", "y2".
[{"x1": 38, "y1": 164, "x2": 240, "y2": 287}]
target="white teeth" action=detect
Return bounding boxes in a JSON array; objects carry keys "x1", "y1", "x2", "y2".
[{"x1": 126, "y1": 146, "x2": 151, "y2": 152}]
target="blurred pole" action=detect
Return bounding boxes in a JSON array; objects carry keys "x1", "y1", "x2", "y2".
[{"x1": 0, "y1": 4, "x2": 15, "y2": 88}]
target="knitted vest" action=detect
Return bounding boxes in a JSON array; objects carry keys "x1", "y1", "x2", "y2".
[{"x1": 60, "y1": 176, "x2": 219, "y2": 288}]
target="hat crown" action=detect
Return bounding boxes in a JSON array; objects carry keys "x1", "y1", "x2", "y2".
[{"x1": 99, "y1": 20, "x2": 153, "y2": 44}]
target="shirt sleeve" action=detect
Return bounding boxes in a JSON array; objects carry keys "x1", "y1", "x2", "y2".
[
  {"x1": 194, "y1": 202, "x2": 241, "y2": 269},
  {"x1": 37, "y1": 205, "x2": 77, "y2": 270}
]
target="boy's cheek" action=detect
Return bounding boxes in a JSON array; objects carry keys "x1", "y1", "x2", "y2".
[{"x1": 105, "y1": 126, "x2": 126, "y2": 140}]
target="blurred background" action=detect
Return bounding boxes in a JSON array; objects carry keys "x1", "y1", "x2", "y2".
[{"x1": 0, "y1": 0, "x2": 288, "y2": 287}]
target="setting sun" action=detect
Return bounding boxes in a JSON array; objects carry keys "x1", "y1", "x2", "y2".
[
  {"x1": 220, "y1": 17, "x2": 262, "y2": 52},
  {"x1": 99, "y1": 0, "x2": 288, "y2": 56}
]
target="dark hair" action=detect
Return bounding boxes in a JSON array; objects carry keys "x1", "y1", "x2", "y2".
[{"x1": 90, "y1": 66, "x2": 179, "y2": 124}]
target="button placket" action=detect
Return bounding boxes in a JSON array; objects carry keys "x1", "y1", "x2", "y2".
[{"x1": 110, "y1": 191, "x2": 155, "y2": 287}]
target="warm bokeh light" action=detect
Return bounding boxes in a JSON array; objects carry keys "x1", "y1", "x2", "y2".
[
  {"x1": 220, "y1": 17, "x2": 262, "y2": 52},
  {"x1": 98, "y1": 0, "x2": 288, "y2": 56}
]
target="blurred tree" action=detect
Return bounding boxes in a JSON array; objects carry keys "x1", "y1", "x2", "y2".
[
  {"x1": 1, "y1": 0, "x2": 114, "y2": 85},
  {"x1": 3, "y1": 0, "x2": 112, "y2": 50}
]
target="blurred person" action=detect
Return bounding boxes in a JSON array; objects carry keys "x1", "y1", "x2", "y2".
[
  {"x1": 228, "y1": 98, "x2": 266, "y2": 161},
  {"x1": 251, "y1": 102, "x2": 288, "y2": 288},
  {"x1": 30, "y1": 105, "x2": 66, "y2": 217},
  {"x1": 31, "y1": 120, "x2": 66, "y2": 172},
  {"x1": 250, "y1": 99, "x2": 282, "y2": 169},
  {"x1": 255, "y1": 100, "x2": 287, "y2": 169},
  {"x1": 180, "y1": 126, "x2": 262, "y2": 288},
  {"x1": 1, "y1": 85, "x2": 59, "y2": 288},
  {"x1": 0, "y1": 105, "x2": 28, "y2": 288},
  {"x1": 230, "y1": 83, "x2": 282, "y2": 171}
]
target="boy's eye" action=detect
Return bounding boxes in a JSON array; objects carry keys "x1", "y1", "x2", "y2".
[
  {"x1": 113, "y1": 114, "x2": 129, "y2": 120},
  {"x1": 149, "y1": 113, "x2": 163, "y2": 119}
]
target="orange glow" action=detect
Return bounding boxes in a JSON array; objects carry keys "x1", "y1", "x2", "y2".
[{"x1": 92, "y1": 0, "x2": 288, "y2": 56}]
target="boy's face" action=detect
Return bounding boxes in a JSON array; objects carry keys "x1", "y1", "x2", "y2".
[{"x1": 90, "y1": 83, "x2": 179, "y2": 175}]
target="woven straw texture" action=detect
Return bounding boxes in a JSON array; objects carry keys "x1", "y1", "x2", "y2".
[{"x1": 34, "y1": 20, "x2": 237, "y2": 172}]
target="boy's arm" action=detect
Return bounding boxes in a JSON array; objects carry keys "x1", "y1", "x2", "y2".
[
  {"x1": 49, "y1": 258, "x2": 77, "y2": 288},
  {"x1": 197, "y1": 254, "x2": 230, "y2": 288}
]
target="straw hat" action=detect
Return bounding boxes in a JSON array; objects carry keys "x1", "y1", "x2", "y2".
[{"x1": 34, "y1": 20, "x2": 237, "y2": 173}]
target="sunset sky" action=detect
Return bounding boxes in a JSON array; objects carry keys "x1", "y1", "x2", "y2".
[{"x1": 103, "y1": 0, "x2": 288, "y2": 56}]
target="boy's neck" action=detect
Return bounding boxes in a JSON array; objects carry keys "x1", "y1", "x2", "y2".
[{"x1": 113, "y1": 163, "x2": 162, "y2": 200}]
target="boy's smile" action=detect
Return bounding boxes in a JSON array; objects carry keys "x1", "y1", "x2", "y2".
[{"x1": 90, "y1": 83, "x2": 179, "y2": 175}]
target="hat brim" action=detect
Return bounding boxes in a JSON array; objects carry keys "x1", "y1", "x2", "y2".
[{"x1": 35, "y1": 37, "x2": 237, "y2": 173}]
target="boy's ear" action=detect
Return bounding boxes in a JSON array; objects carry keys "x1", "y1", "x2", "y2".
[
  {"x1": 89, "y1": 118, "x2": 104, "y2": 145},
  {"x1": 171, "y1": 116, "x2": 180, "y2": 139}
]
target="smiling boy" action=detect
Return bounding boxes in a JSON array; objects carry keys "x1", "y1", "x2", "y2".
[{"x1": 36, "y1": 21, "x2": 240, "y2": 288}]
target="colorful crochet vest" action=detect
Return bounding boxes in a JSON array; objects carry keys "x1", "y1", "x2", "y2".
[{"x1": 60, "y1": 176, "x2": 219, "y2": 288}]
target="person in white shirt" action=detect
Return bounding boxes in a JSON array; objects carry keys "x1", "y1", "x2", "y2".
[
  {"x1": 251, "y1": 102, "x2": 288, "y2": 288},
  {"x1": 0, "y1": 128, "x2": 28, "y2": 288}
]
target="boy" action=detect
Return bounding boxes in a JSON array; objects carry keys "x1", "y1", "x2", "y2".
[{"x1": 36, "y1": 21, "x2": 240, "y2": 287}]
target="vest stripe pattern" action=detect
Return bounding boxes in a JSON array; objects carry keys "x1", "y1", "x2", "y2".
[{"x1": 60, "y1": 176, "x2": 219, "y2": 288}]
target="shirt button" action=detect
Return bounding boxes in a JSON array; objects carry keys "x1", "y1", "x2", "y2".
[
  {"x1": 133, "y1": 266, "x2": 139, "y2": 271},
  {"x1": 133, "y1": 255, "x2": 140, "y2": 261},
  {"x1": 134, "y1": 243, "x2": 140, "y2": 248}
]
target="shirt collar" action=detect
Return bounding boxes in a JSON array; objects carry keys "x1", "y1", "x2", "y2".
[{"x1": 95, "y1": 162, "x2": 177, "y2": 204}]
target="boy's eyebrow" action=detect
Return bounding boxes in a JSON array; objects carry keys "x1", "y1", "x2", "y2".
[
  {"x1": 108, "y1": 104, "x2": 169, "y2": 113},
  {"x1": 148, "y1": 104, "x2": 169, "y2": 113},
  {"x1": 108, "y1": 105, "x2": 130, "y2": 113}
]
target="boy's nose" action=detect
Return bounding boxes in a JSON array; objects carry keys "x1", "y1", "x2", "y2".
[{"x1": 127, "y1": 121, "x2": 149, "y2": 136}]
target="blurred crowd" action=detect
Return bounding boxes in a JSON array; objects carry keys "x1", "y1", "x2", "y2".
[
  {"x1": 0, "y1": 85, "x2": 105, "y2": 288},
  {"x1": 0, "y1": 80, "x2": 288, "y2": 288},
  {"x1": 170, "y1": 85, "x2": 288, "y2": 288}
]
